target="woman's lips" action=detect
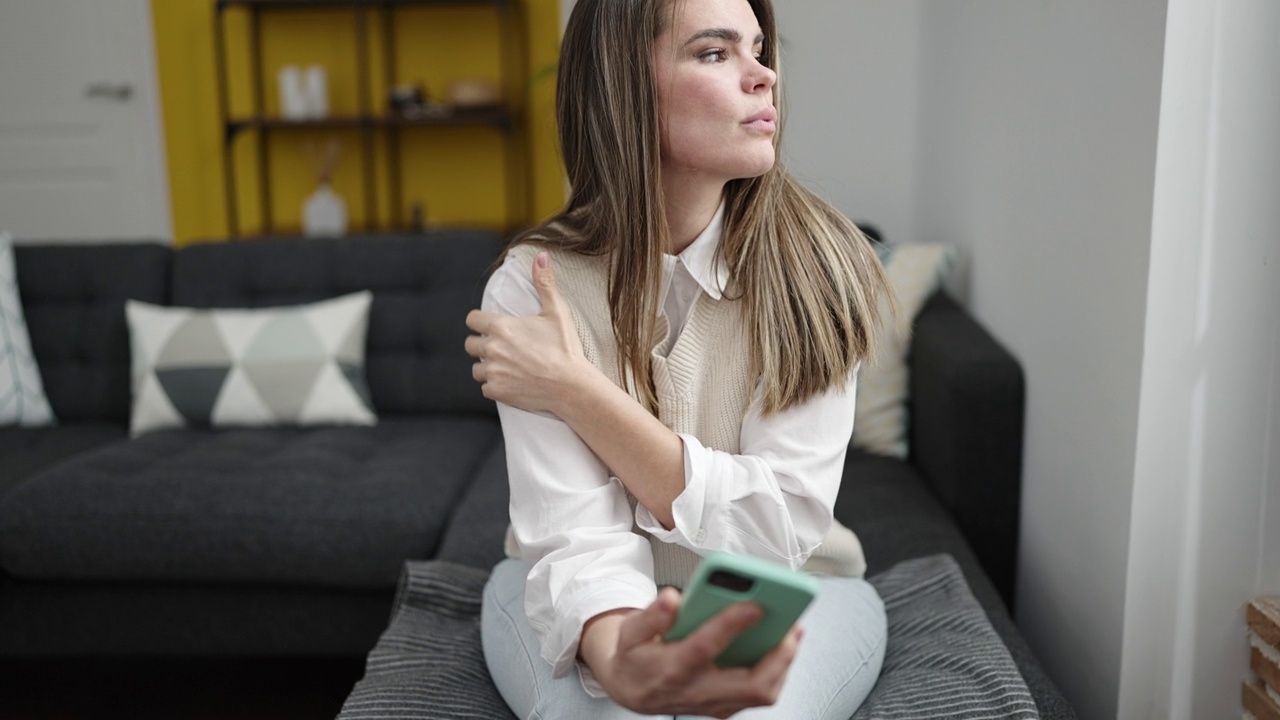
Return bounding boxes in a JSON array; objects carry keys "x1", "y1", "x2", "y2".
[{"x1": 742, "y1": 107, "x2": 777, "y2": 132}]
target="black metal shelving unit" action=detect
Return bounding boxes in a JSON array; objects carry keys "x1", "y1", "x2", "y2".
[{"x1": 213, "y1": 0, "x2": 529, "y2": 239}]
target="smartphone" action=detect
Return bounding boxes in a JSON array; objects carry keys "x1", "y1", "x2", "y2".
[{"x1": 664, "y1": 552, "x2": 818, "y2": 668}]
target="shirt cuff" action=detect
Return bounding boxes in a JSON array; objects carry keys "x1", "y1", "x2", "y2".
[
  {"x1": 542, "y1": 580, "x2": 657, "y2": 683},
  {"x1": 578, "y1": 662, "x2": 608, "y2": 698},
  {"x1": 633, "y1": 433, "x2": 727, "y2": 549}
]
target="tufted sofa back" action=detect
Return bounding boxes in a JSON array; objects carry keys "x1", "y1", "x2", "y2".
[
  {"x1": 171, "y1": 232, "x2": 502, "y2": 418},
  {"x1": 15, "y1": 243, "x2": 171, "y2": 424},
  {"x1": 15, "y1": 232, "x2": 505, "y2": 424}
]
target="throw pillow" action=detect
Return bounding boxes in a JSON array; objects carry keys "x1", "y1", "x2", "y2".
[
  {"x1": 853, "y1": 242, "x2": 957, "y2": 458},
  {"x1": 0, "y1": 232, "x2": 56, "y2": 427},
  {"x1": 126, "y1": 291, "x2": 376, "y2": 436}
]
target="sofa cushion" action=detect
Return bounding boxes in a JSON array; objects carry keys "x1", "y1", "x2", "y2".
[
  {"x1": 838, "y1": 449, "x2": 1008, "y2": 616},
  {"x1": 171, "y1": 233, "x2": 504, "y2": 418},
  {"x1": 850, "y1": 555, "x2": 1038, "y2": 719},
  {"x1": 837, "y1": 450, "x2": 1078, "y2": 718},
  {"x1": 0, "y1": 425, "x2": 127, "y2": 501},
  {"x1": 15, "y1": 242, "x2": 171, "y2": 424},
  {"x1": 434, "y1": 444, "x2": 509, "y2": 571},
  {"x1": 125, "y1": 292, "x2": 375, "y2": 435},
  {"x1": 0, "y1": 417, "x2": 501, "y2": 589}
]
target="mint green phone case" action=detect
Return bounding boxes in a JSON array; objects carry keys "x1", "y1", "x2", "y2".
[{"x1": 664, "y1": 552, "x2": 818, "y2": 668}]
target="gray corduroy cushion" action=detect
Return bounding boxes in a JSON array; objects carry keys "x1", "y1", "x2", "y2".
[
  {"x1": 337, "y1": 554, "x2": 1038, "y2": 720},
  {"x1": 0, "y1": 418, "x2": 501, "y2": 588},
  {"x1": 851, "y1": 555, "x2": 1038, "y2": 719}
]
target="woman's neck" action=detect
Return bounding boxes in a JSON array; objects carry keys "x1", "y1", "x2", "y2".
[{"x1": 663, "y1": 176, "x2": 725, "y2": 255}]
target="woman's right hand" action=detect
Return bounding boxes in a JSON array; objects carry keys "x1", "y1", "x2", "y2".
[{"x1": 578, "y1": 588, "x2": 802, "y2": 718}]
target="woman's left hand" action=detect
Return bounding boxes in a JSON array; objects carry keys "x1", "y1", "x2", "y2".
[{"x1": 465, "y1": 252, "x2": 589, "y2": 415}]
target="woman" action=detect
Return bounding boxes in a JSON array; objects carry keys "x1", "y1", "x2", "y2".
[{"x1": 464, "y1": 0, "x2": 891, "y2": 717}]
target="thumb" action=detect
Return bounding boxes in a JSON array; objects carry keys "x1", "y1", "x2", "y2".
[
  {"x1": 532, "y1": 252, "x2": 564, "y2": 315},
  {"x1": 618, "y1": 588, "x2": 680, "y2": 652}
]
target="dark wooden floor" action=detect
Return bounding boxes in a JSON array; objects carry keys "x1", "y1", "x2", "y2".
[{"x1": 2, "y1": 657, "x2": 366, "y2": 720}]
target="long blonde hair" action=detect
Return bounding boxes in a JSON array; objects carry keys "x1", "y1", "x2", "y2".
[{"x1": 511, "y1": 0, "x2": 891, "y2": 415}]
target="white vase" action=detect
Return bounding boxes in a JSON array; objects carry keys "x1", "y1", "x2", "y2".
[{"x1": 302, "y1": 183, "x2": 347, "y2": 238}]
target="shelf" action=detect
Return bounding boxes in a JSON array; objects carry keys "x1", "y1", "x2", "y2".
[
  {"x1": 217, "y1": 0, "x2": 509, "y2": 10},
  {"x1": 225, "y1": 107, "x2": 513, "y2": 138},
  {"x1": 214, "y1": 0, "x2": 529, "y2": 239}
]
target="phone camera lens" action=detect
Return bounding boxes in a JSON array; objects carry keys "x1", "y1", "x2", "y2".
[{"x1": 708, "y1": 570, "x2": 754, "y2": 593}]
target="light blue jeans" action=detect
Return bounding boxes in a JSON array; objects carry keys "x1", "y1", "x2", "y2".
[{"x1": 481, "y1": 558, "x2": 886, "y2": 720}]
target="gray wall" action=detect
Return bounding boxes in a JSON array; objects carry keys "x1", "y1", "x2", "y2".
[
  {"x1": 911, "y1": 5, "x2": 1167, "y2": 717},
  {"x1": 777, "y1": 1, "x2": 1167, "y2": 717},
  {"x1": 774, "y1": 1, "x2": 921, "y2": 246}
]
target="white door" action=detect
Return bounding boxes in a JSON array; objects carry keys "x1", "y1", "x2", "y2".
[{"x1": 0, "y1": 0, "x2": 172, "y2": 242}]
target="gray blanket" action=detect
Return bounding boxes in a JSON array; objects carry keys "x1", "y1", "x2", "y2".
[{"x1": 339, "y1": 554, "x2": 1038, "y2": 719}]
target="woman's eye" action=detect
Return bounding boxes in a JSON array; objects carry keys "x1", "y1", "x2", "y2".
[{"x1": 698, "y1": 49, "x2": 728, "y2": 63}]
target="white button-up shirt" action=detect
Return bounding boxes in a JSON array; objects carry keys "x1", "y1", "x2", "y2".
[{"x1": 480, "y1": 202, "x2": 858, "y2": 692}]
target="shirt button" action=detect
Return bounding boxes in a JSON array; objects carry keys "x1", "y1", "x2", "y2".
[{"x1": 695, "y1": 529, "x2": 707, "y2": 543}]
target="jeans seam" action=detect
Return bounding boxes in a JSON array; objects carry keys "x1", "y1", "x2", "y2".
[
  {"x1": 486, "y1": 572, "x2": 546, "y2": 719},
  {"x1": 816, "y1": 591, "x2": 886, "y2": 719},
  {"x1": 818, "y1": 631, "x2": 885, "y2": 718}
]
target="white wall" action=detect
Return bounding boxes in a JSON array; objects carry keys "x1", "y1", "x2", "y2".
[
  {"x1": 0, "y1": 0, "x2": 171, "y2": 242},
  {"x1": 1118, "y1": 0, "x2": 1280, "y2": 717},
  {"x1": 774, "y1": 1, "x2": 920, "y2": 245},
  {"x1": 910, "y1": 2, "x2": 1167, "y2": 718}
]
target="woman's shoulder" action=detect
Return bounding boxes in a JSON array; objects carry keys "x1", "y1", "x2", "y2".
[
  {"x1": 482, "y1": 251, "x2": 541, "y2": 316},
  {"x1": 503, "y1": 238, "x2": 608, "y2": 276}
]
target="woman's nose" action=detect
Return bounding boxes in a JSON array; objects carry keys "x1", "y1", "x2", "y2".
[{"x1": 744, "y1": 59, "x2": 777, "y2": 93}]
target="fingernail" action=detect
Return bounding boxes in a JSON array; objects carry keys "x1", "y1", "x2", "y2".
[
  {"x1": 536, "y1": 252, "x2": 549, "y2": 269},
  {"x1": 739, "y1": 604, "x2": 762, "y2": 622}
]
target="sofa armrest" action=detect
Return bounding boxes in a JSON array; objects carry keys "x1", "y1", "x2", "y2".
[{"x1": 907, "y1": 291, "x2": 1025, "y2": 612}]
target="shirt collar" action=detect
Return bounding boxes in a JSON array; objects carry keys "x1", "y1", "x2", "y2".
[{"x1": 672, "y1": 199, "x2": 731, "y2": 300}]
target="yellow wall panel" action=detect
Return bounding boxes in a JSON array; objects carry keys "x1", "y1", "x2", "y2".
[
  {"x1": 152, "y1": 0, "x2": 563, "y2": 246},
  {"x1": 391, "y1": 7, "x2": 502, "y2": 100},
  {"x1": 399, "y1": 127, "x2": 507, "y2": 227}
]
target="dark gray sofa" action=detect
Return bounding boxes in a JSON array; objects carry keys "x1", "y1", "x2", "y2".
[
  {"x1": 0, "y1": 233, "x2": 506, "y2": 656},
  {"x1": 0, "y1": 234, "x2": 1072, "y2": 718}
]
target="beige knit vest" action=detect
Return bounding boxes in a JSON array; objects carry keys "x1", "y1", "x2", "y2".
[{"x1": 502, "y1": 244, "x2": 866, "y2": 588}]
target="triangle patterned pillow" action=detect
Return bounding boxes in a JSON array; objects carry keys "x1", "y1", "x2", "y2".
[
  {"x1": 126, "y1": 291, "x2": 377, "y2": 436},
  {"x1": 0, "y1": 232, "x2": 56, "y2": 427}
]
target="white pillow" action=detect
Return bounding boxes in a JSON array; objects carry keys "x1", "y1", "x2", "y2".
[
  {"x1": 126, "y1": 291, "x2": 377, "y2": 436},
  {"x1": 0, "y1": 232, "x2": 56, "y2": 427},
  {"x1": 852, "y1": 243, "x2": 957, "y2": 458}
]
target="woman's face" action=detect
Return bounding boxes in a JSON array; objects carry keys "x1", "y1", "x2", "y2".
[{"x1": 653, "y1": 0, "x2": 777, "y2": 187}]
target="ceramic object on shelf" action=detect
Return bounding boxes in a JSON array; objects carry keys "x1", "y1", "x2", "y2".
[
  {"x1": 304, "y1": 65, "x2": 328, "y2": 118},
  {"x1": 278, "y1": 65, "x2": 308, "y2": 119},
  {"x1": 448, "y1": 79, "x2": 500, "y2": 108},
  {"x1": 303, "y1": 183, "x2": 347, "y2": 238}
]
